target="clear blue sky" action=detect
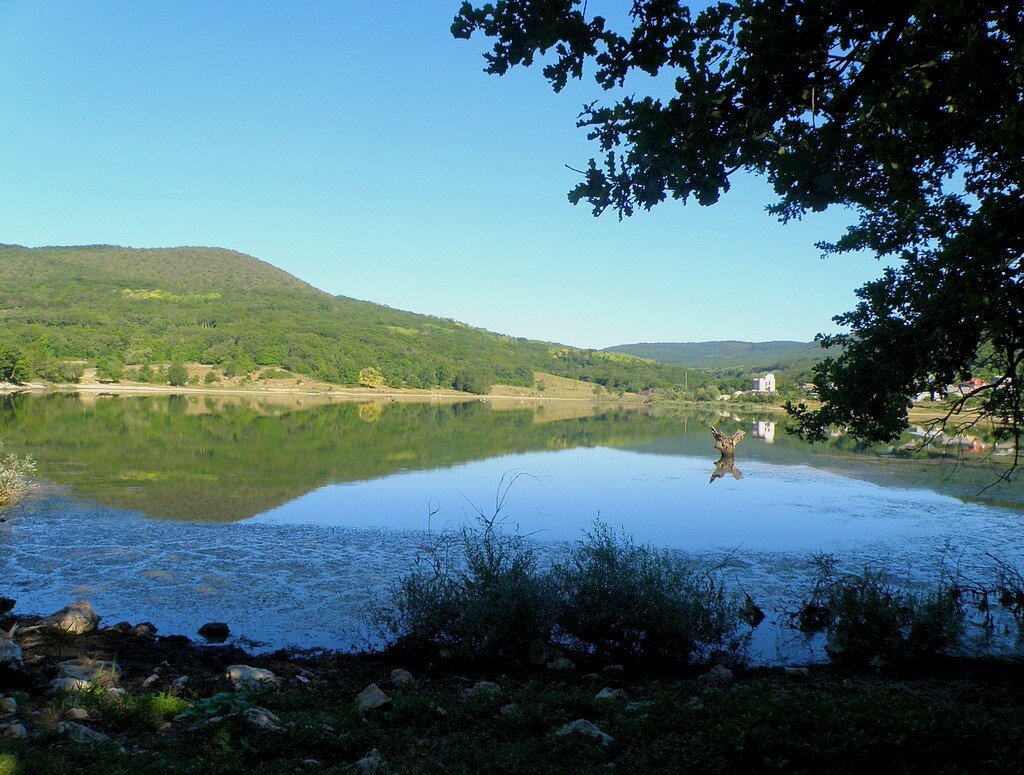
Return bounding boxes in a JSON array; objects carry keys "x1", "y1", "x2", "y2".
[{"x1": 0, "y1": 1, "x2": 887, "y2": 349}]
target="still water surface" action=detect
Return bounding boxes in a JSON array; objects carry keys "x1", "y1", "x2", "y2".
[{"x1": 1, "y1": 393, "x2": 1020, "y2": 663}]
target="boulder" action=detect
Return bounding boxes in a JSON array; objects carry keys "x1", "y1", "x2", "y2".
[
  {"x1": 0, "y1": 637, "x2": 22, "y2": 669},
  {"x1": 699, "y1": 664, "x2": 736, "y2": 687},
  {"x1": 555, "y1": 719, "x2": 615, "y2": 747},
  {"x1": 59, "y1": 721, "x2": 110, "y2": 745},
  {"x1": 50, "y1": 677, "x2": 91, "y2": 694},
  {"x1": 684, "y1": 695, "x2": 705, "y2": 711},
  {"x1": 0, "y1": 696, "x2": 16, "y2": 715},
  {"x1": 44, "y1": 601, "x2": 100, "y2": 635},
  {"x1": 547, "y1": 657, "x2": 576, "y2": 671},
  {"x1": 130, "y1": 622, "x2": 157, "y2": 639},
  {"x1": 603, "y1": 664, "x2": 624, "y2": 675},
  {"x1": 354, "y1": 748, "x2": 387, "y2": 774},
  {"x1": 463, "y1": 680, "x2": 502, "y2": 700},
  {"x1": 225, "y1": 665, "x2": 279, "y2": 690},
  {"x1": 784, "y1": 667, "x2": 810, "y2": 679},
  {"x1": 142, "y1": 674, "x2": 160, "y2": 688},
  {"x1": 66, "y1": 707, "x2": 89, "y2": 720},
  {"x1": 0, "y1": 723, "x2": 27, "y2": 740},
  {"x1": 57, "y1": 658, "x2": 119, "y2": 684},
  {"x1": 595, "y1": 687, "x2": 626, "y2": 702},
  {"x1": 244, "y1": 706, "x2": 283, "y2": 732},
  {"x1": 390, "y1": 668, "x2": 416, "y2": 688},
  {"x1": 0, "y1": 598, "x2": 14, "y2": 614},
  {"x1": 355, "y1": 683, "x2": 392, "y2": 714},
  {"x1": 499, "y1": 703, "x2": 518, "y2": 716},
  {"x1": 198, "y1": 622, "x2": 230, "y2": 642}
]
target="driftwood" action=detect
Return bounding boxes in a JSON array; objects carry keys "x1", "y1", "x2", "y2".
[
  {"x1": 710, "y1": 426, "x2": 745, "y2": 455},
  {"x1": 709, "y1": 426, "x2": 745, "y2": 484}
]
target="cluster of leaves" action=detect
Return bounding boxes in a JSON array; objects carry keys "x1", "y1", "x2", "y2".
[
  {"x1": 797, "y1": 554, "x2": 965, "y2": 664},
  {"x1": 379, "y1": 496, "x2": 743, "y2": 666},
  {"x1": 0, "y1": 244, "x2": 691, "y2": 394},
  {"x1": 454, "y1": 1, "x2": 1023, "y2": 460}
]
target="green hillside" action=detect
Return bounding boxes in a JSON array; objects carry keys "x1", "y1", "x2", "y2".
[
  {"x1": 602, "y1": 340, "x2": 826, "y2": 371},
  {"x1": 0, "y1": 244, "x2": 688, "y2": 393}
]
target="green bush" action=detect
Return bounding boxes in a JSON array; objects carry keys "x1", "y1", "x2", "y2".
[
  {"x1": 0, "y1": 440, "x2": 35, "y2": 507},
  {"x1": 166, "y1": 362, "x2": 188, "y2": 386},
  {"x1": 0, "y1": 345, "x2": 30, "y2": 384},
  {"x1": 799, "y1": 556, "x2": 965, "y2": 664},
  {"x1": 204, "y1": 371, "x2": 220, "y2": 384},
  {"x1": 96, "y1": 357, "x2": 124, "y2": 383},
  {"x1": 378, "y1": 479, "x2": 559, "y2": 661},
  {"x1": 553, "y1": 522, "x2": 743, "y2": 665}
]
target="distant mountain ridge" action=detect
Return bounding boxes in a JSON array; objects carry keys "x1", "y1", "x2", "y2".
[
  {"x1": 0, "y1": 243, "x2": 688, "y2": 393},
  {"x1": 602, "y1": 340, "x2": 826, "y2": 371}
]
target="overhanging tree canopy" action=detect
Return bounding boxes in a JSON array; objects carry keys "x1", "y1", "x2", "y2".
[{"x1": 453, "y1": 0, "x2": 1023, "y2": 467}]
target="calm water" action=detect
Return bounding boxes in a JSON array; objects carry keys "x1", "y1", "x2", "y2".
[{"x1": 1, "y1": 393, "x2": 1021, "y2": 663}]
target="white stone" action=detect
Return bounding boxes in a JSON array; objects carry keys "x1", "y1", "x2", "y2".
[
  {"x1": 355, "y1": 748, "x2": 385, "y2": 774},
  {"x1": 464, "y1": 680, "x2": 502, "y2": 699},
  {"x1": 784, "y1": 667, "x2": 810, "y2": 679},
  {"x1": 59, "y1": 721, "x2": 110, "y2": 745},
  {"x1": 244, "y1": 706, "x2": 283, "y2": 732},
  {"x1": 66, "y1": 707, "x2": 89, "y2": 720},
  {"x1": 700, "y1": 664, "x2": 735, "y2": 687},
  {"x1": 44, "y1": 601, "x2": 100, "y2": 635},
  {"x1": 390, "y1": 668, "x2": 416, "y2": 688},
  {"x1": 355, "y1": 683, "x2": 391, "y2": 713},
  {"x1": 225, "y1": 665, "x2": 279, "y2": 690},
  {"x1": 555, "y1": 719, "x2": 615, "y2": 747},
  {"x1": 595, "y1": 688, "x2": 626, "y2": 702},
  {"x1": 0, "y1": 696, "x2": 16, "y2": 715},
  {"x1": 142, "y1": 674, "x2": 160, "y2": 688}
]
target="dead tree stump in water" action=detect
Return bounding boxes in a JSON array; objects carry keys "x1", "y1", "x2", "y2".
[{"x1": 710, "y1": 426, "x2": 745, "y2": 455}]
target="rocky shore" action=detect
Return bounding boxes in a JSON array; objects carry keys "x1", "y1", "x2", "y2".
[{"x1": 3, "y1": 599, "x2": 1024, "y2": 773}]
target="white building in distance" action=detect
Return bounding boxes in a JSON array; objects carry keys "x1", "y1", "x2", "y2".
[{"x1": 752, "y1": 373, "x2": 777, "y2": 393}]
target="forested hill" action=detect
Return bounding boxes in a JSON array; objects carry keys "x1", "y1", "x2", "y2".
[
  {"x1": 0, "y1": 244, "x2": 688, "y2": 393},
  {"x1": 603, "y1": 340, "x2": 825, "y2": 371}
]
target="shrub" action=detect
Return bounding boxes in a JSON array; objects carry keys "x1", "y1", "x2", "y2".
[
  {"x1": 0, "y1": 440, "x2": 36, "y2": 507},
  {"x1": 166, "y1": 362, "x2": 188, "y2": 386},
  {"x1": 204, "y1": 371, "x2": 220, "y2": 384},
  {"x1": 553, "y1": 522, "x2": 743, "y2": 665},
  {"x1": 798, "y1": 555, "x2": 965, "y2": 664},
  {"x1": 95, "y1": 358, "x2": 124, "y2": 383},
  {"x1": 0, "y1": 345, "x2": 30, "y2": 384},
  {"x1": 378, "y1": 477, "x2": 559, "y2": 661}
]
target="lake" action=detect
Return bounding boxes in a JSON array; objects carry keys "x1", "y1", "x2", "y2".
[{"x1": 1, "y1": 392, "x2": 1021, "y2": 663}]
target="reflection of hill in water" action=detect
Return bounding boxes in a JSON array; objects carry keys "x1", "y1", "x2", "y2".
[
  {"x1": 0, "y1": 394, "x2": 719, "y2": 522},
  {"x1": 3, "y1": 394, "x2": 1016, "y2": 521}
]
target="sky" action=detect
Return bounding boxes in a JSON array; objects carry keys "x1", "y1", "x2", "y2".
[{"x1": 0, "y1": 1, "x2": 889, "y2": 350}]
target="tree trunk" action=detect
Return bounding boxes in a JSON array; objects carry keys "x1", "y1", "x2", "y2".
[{"x1": 710, "y1": 426, "x2": 745, "y2": 455}]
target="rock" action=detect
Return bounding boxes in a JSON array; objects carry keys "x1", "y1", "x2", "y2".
[
  {"x1": 355, "y1": 683, "x2": 392, "y2": 714},
  {"x1": 624, "y1": 701, "x2": 654, "y2": 714},
  {"x1": 293, "y1": 674, "x2": 312, "y2": 687},
  {"x1": 107, "y1": 687, "x2": 125, "y2": 699},
  {"x1": 603, "y1": 664, "x2": 624, "y2": 675},
  {"x1": 0, "y1": 723, "x2": 27, "y2": 740},
  {"x1": 499, "y1": 703, "x2": 518, "y2": 716},
  {"x1": 50, "y1": 677, "x2": 92, "y2": 694},
  {"x1": 784, "y1": 667, "x2": 810, "y2": 679},
  {"x1": 59, "y1": 721, "x2": 110, "y2": 745},
  {"x1": 555, "y1": 719, "x2": 615, "y2": 747},
  {"x1": 390, "y1": 668, "x2": 416, "y2": 688},
  {"x1": 868, "y1": 655, "x2": 888, "y2": 669},
  {"x1": 142, "y1": 674, "x2": 160, "y2": 688},
  {"x1": 355, "y1": 748, "x2": 387, "y2": 774},
  {"x1": 198, "y1": 622, "x2": 230, "y2": 642},
  {"x1": 595, "y1": 688, "x2": 626, "y2": 702},
  {"x1": 529, "y1": 638, "x2": 564, "y2": 666},
  {"x1": 0, "y1": 638, "x2": 22, "y2": 668},
  {"x1": 684, "y1": 696, "x2": 704, "y2": 711},
  {"x1": 546, "y1": 657, "x2": 576, "y2": 671},
  {"x1": 130, "y1": 622, "x2": 157, "y2": 638},
  {"x1": 464, "y1": 680, "x2": 502, "y2": 700},
  {"x1": 44, "y1": 600, "x2": 100, "y2": 635},
  {"x1": 172, "y1": 676, "x2": 190, "y2": 691},
  {"x1": 700, "y1": 664, "x2": 735, "y2": 687},
  {"x1": 111, "y1": 622, "x2": 132, "y2": 633},
  {"x1": 57, "y1": 658, "x2": 119, "y2": 685},
  {"x1": 842, "y1": 679, "x2": 854, "y2": 691},
  {"x1": 0, "y1": 597, "x2": 15, "y2": 614},
  {"x1": 225, "y1": 665, "x2": 279, "y2": 690},
  {"x1": 244, "y1": 706, "x2": 283, "y2": 732},
  {"x1": 66, "y1": 707, "x2": 89, "y2": 720},
  {"x1": 0, "y1": 696, "x2": 17, "y2": 715},
  {"x1": 438, "y1": 648, "x2": 454, "y2": 660}
]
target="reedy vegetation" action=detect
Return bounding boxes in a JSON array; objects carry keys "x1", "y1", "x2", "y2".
[{"x1": 0, "y1": 440, "x2": 35, "y2": 508}]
